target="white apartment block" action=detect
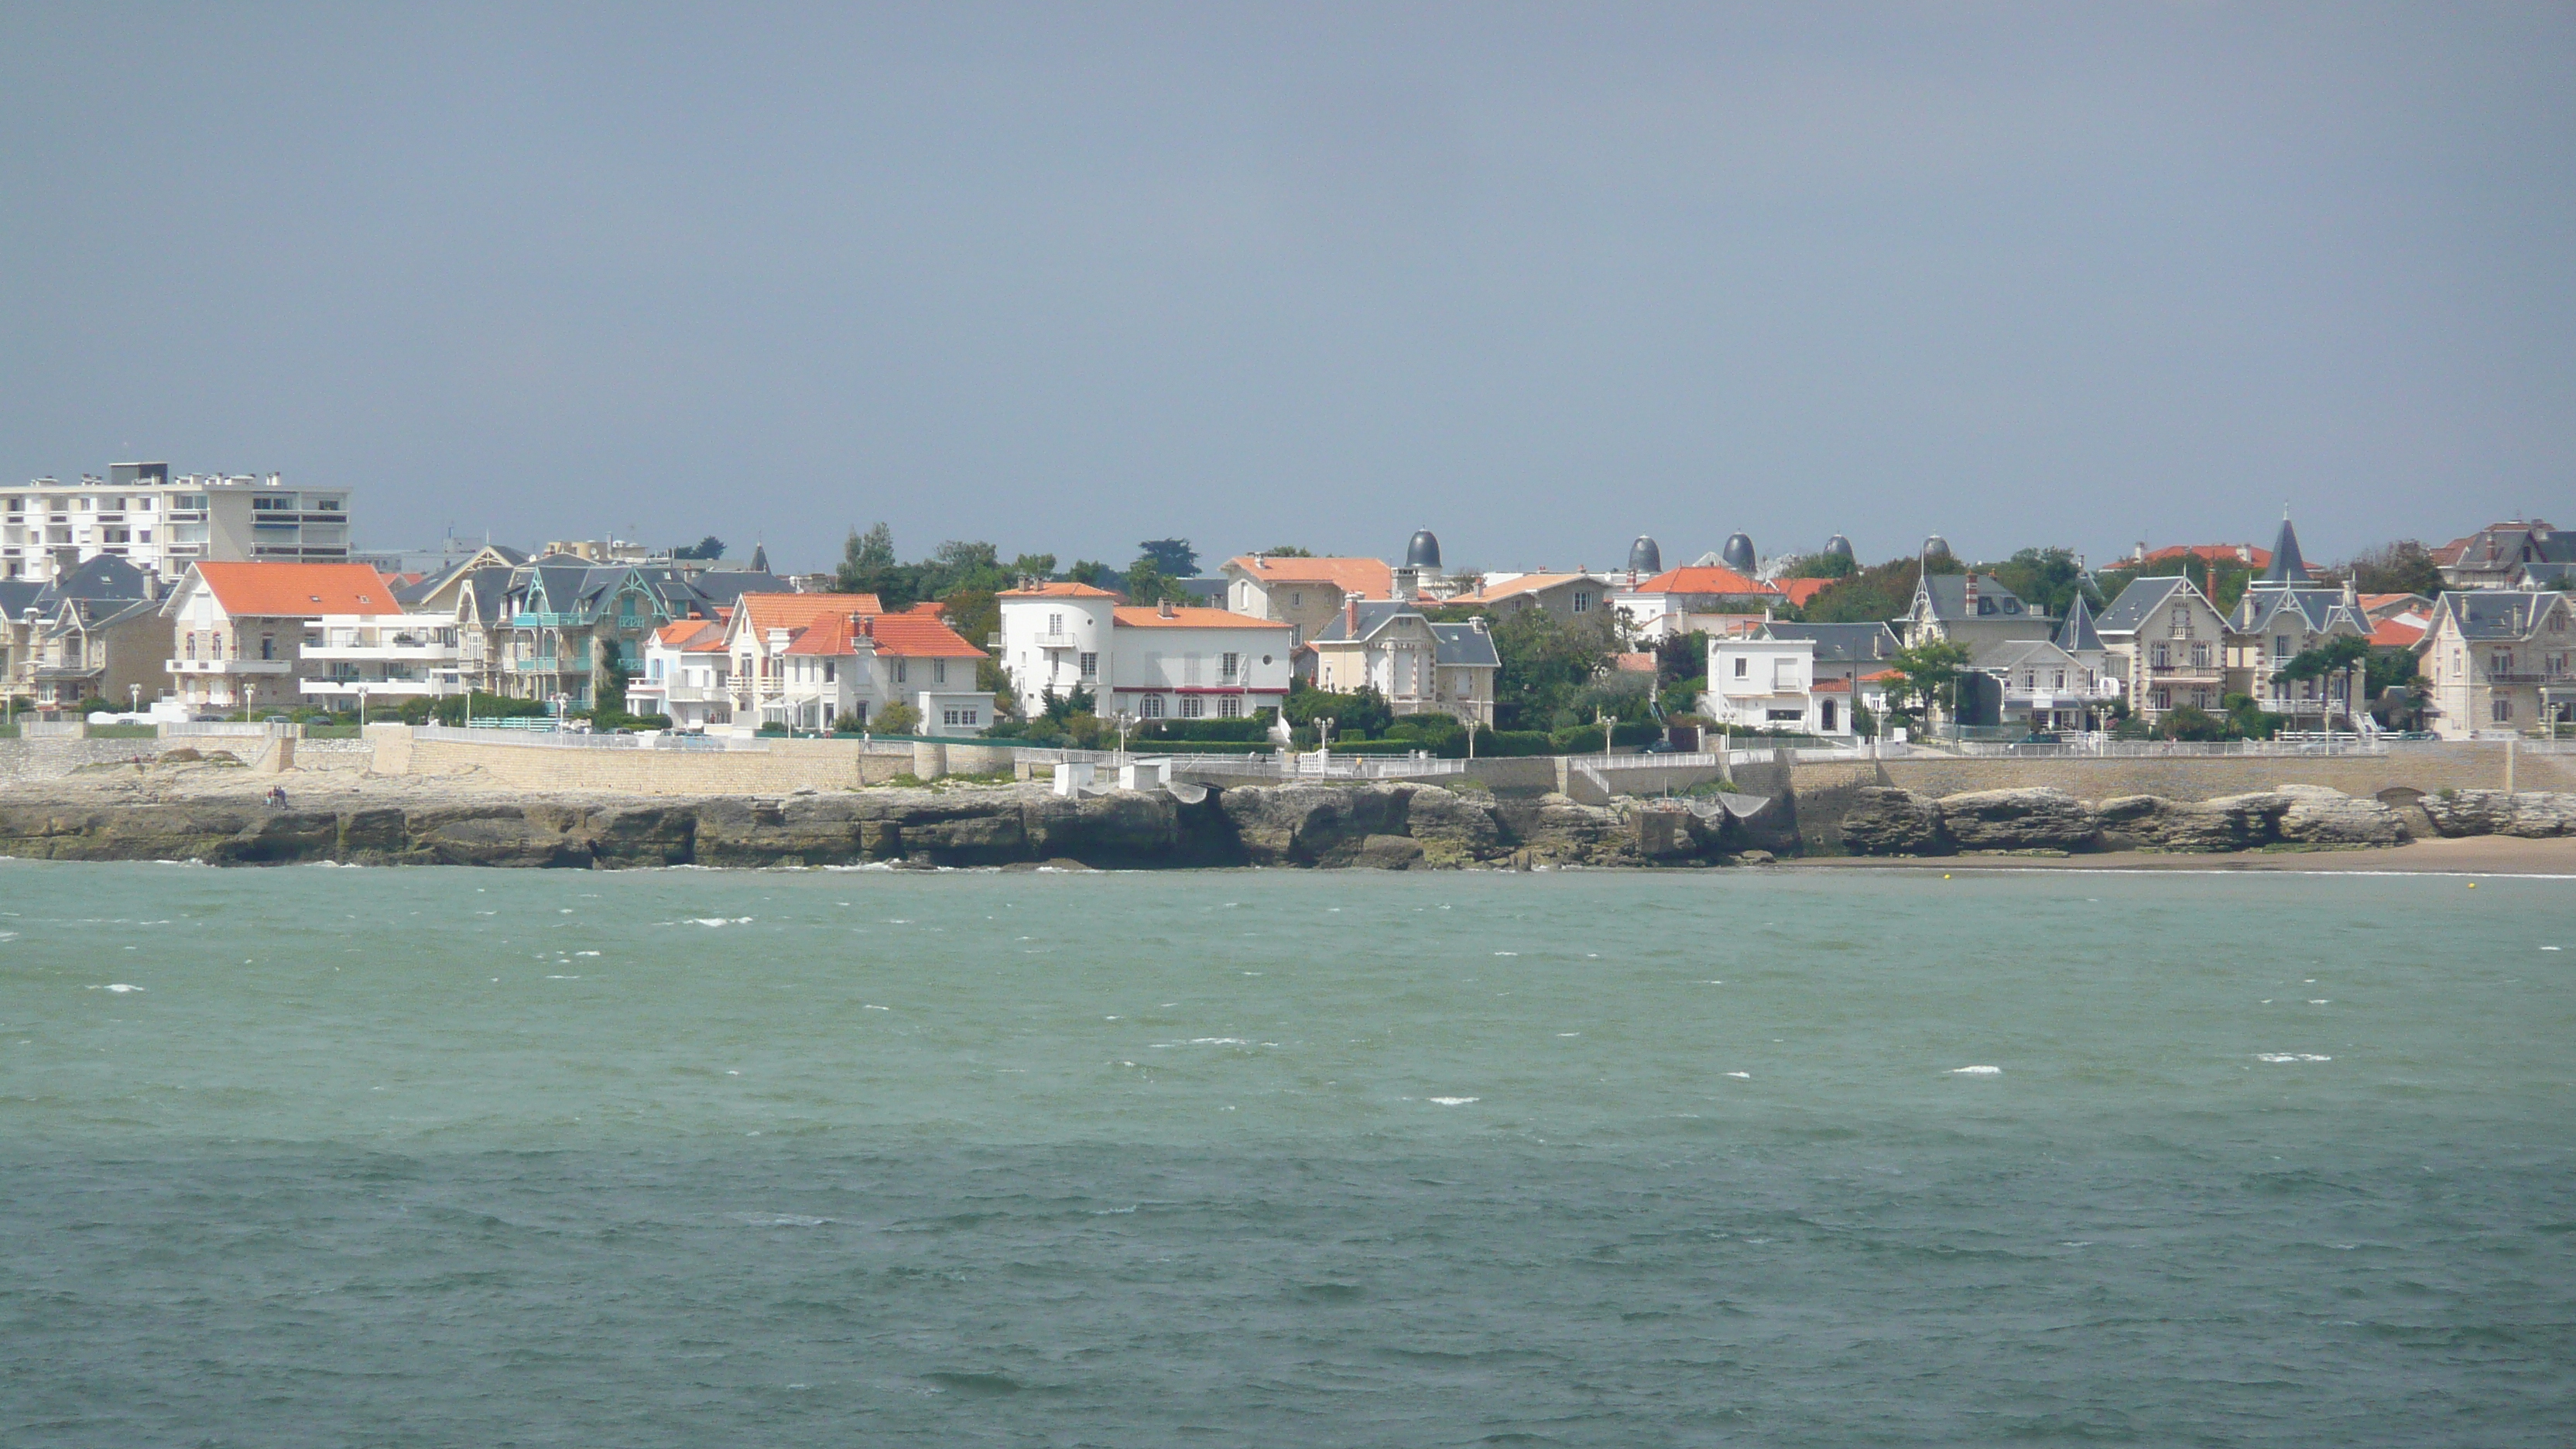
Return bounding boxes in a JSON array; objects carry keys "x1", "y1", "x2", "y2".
[
  {"x1": 999, "y1": 583, "x2": 1293, "y2": 721},
  {"x1": 1705, "y1": 635, "x2": 1853, "y2": 735},
  {"x1": 1, "y1": 462, "x2": 354, "y2": 584}
]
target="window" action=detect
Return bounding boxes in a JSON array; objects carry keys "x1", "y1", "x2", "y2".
[
  {"x1": 2151, "y1": 643, "x2": 2170, "y2": 668},
  {"x1": 2052, "y1": 670, "x2": 2065, "y2": 689},
  {"x1": 896, "y1": 659, "x2": 908, "y2": 683},
  {"x1": 1291, "y1": 592, "x2": 1302, "y2": 608},
  {"x1": 933, "y1": 659, "x2": 947, "y2": 684},
  {"x1": 1048, "y1": 612, "x2": 1063, "y2": 634},
  {"x1": 260, "y1": 635, "x2": 276, "y2": 660},
  {"x1": 1180, "y1": 696, "x2": 1204, "y2": 718},
  {"x1": 943, "y1": 708, "x2": 962, "y2": 726},
  {"x1": 2492, "y1": 652, "x2": 2513, "y2": 676},
  {"x1": 1732, "y1": 656, "x2": 1748, "y2": 679},
  {"x1": 963, "y1": 709, "x2": 978, "y2": 726},
  {"x1": 1140, "y1": 694, "x2": 1164, "y2": 718},
  {"x1": 1218, "y1": 697, "x2": 1242, "y2": 718},
  {"x1": 1572, "y1": 591, "x2": 1593, "y2": 613},
  {"x1": 1079, "y1": 651, "x2": 1097, "y2": 679},
  {"x1": 823, "y1": 661, "x2": 835, "y2": 683},
  {"x1": 2275, "y1": 635, "x2": 2292, "y2": 659},
  {"x1": 2170, "y1": 606, "x2": 2188, "y2": 638},
  {"x1": 2191, "y1": 642, "x2": 2211, "y2": 667},
  {"x1": 2494, "y1": 697, "x2": 2514, "y2": 722},
  {"x1": 1221, "y1": 652, "x2": 1238, "y2": 682}
]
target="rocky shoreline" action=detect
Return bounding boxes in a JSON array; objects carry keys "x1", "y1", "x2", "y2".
[
  {"x1": 0, "y1": 778, "x2": 1780, "y2": 870},
  {"x1": 4, "y1": 764, "x2": 2571, "y2": 871},
  {"x1": 1834, "y1": 783, "x2": 2576, "y2": 855}
]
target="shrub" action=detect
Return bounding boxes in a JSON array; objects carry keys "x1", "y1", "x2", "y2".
[{"x1": 874, "y1": 701, "x2": 923, "y2": 735}]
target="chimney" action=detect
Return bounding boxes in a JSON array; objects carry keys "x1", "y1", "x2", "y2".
[
  {"x1": 1159, "y1": 598, "x2": 1176, "y2": 619},
  {"x1": 1962, "y1": 572, "x2": 1979, "y2": 611},
  {"x1": 1345, "y1": 595, "x2": 1358, "y2": 635}
]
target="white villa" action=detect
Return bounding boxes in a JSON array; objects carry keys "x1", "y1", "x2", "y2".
[
  {"x1": 999, "y1": 582, "x2": 1293, "y2": 722},
  {"x1": 1705, "y1": 635, "x2": 1854, "y2": 736}
]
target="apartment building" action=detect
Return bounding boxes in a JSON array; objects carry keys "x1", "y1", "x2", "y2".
[
  {"x1": 1, "y1": 463, "x2": 354, "y2": 584},
  {"x1": 999, "y1": 583, "x2": 1292, "y2": 722}
]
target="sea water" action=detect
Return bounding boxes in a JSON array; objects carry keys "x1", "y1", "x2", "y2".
[{"x1": 1, "y1": 859, "x2": 2570, "y2": 1446}]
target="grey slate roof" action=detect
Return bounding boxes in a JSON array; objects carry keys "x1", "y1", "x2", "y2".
[
  {"x1": 1974, "y1": 639, "x2": 2083, "y2": 673},
  {"x1": 2258, "y1": 515, "x2": 2309, "y2": 586},
  {"x1": 1761, "y1": 622, "x2": 1899, "y2": 664},
  {"x1": 36, "y1": 554, "x2": 150, "y2": 606},
  {"x1": 45, "y1": 596, "x2": 162, "y2": 636},
  {"x1": 2053, "y1": 594, "x2": 2104, "y2": 653},
  {"x1": 1430, "y1": 622, "x2": 1500, "y2": 668},
  {"x1": 2095, "y1": 575, "x2": 2198, "y2": 635},
  {"x1": 1917, "y1": 571, "x2": 2042, "y2": 622},
  {"x1": 0, "y1": 580, "x2": 42, "y2": 620},
  {"x1": 2433, "y1": 590, "x2": 2569, "y2": 642},
  {"x1": 1309, "y1": 600, "x2": 1416, "y2": 644},
  {"x1": 686, "y1": 570, "x2": 789, "y2": 606},
  {"x1": 2234, "y1": 585, "x2": 2368, "y2": 637}
]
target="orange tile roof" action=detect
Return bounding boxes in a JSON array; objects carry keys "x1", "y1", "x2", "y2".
[
  {"x1": 1224, "y1": 555, "x2": 1393, "y2": 599},
  {"x1": 1447, "y1": 571, "x2": 1612, "y2": 605},
  {"x1": 1811, "y1": 678, "x2": 1854, "y2": 692},
  {"x1": 734, "y1": 592, "x2": 883, "y2": 632},
  {"x1": 194, "y1": 562, "x2": 397, "y2": 616},
  {"x1": 652, "y1": 618, "x2": 727, "y2": 651},
  {"x1": 999, "y1": 581, "x2": 1122, "y2": 598},
  {"x1": 2139, "y1": 543, "x2": 2271, "y2": 568},
  {"x1": 1775, "y1": 577, "x2": 1834, "y2": 606},
  {"x1": 2370, "y1": 616, "x2": 2427, "y2": 648},
  {"x1": 1859, "y1": 668, "x2": 1904, "y2": 683},
  {"x1": 1629, "y1": 565, "x2": 1776, "y2": 597},
  {"x1": 782, "y1": 609, "x2": 988, "y2": 659},
  {"x1": 1612, "y1": 652, "x2": 1657, "y2": 673},
  {"x1": 1112, "y1": 606, "x2": 1287, "y2": 630}
]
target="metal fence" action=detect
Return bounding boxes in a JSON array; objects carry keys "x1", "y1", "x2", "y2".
[
  {"x1": 161, "y1": 721, "x2": 297, "y2": 738},
  {"x1": 1031, "y1": 746, "x2": 1464, "y2": 780},
  {"x1": 1938, "y1": 736, "x2": 2386, "y2": 760}
]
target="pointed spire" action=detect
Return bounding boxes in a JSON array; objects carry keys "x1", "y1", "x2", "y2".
[
  {"x1": 2258, "y1": 512, "x2": 2306, "y2": 586},
  {"x1": 2054, "y1": 592, "x2": 2103, "y2": 653},
  {"x1": 749, "y1": 542, "x2": 770, "y2": 573}
]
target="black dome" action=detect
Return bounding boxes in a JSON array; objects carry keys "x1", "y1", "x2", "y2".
[
  {"x1": 1628, "y1": 536, "x2": 1662, "y2": 574},
  {"x1": 1405, "y1": 529, "x2": 1442, "y2": 569},
  {"x1": 1824, "y1": 534, "x2": 1854, "y2": 561},
  {"x1": 1920, "y1": 534, "x2": 1952, "y2": 561},
  {"x1": 1720, "y1": 532, "x2": 1757, "y2": 574}
]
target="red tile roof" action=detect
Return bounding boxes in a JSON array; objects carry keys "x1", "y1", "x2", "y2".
[
  {"x1": 735, "y1": 592, "x2": 883, "y2": 633},
  {"x1": 1612, "y1": 652, "x2": 1657, "y2": 673},
  {"x1": 1775, "y1": 577, "x2": 1834, "y2": 607},
  {"x1": 2370, "y1": 616, "x2": 2427, "y2": 648},
  {"x1": 1447, "y1": 571, "x2": 1615, "y2": 606},
  {"x1": 1811, "y1": 678, "x2": 1853, "y2": 692},
  {"x1": 2139, "y1": 543, "x2": 2271, "y2": 568},
  {"x1": 1113, "y1": 605, "x2": 1286, "y2": 630},
  {"x1": 193, "y1": 562, "x2": 397, "y2": 616},
  {"x1": 1224, "y1": 555, "x2": 1394, "y2": 600},
  {"x1": 652, "y1": 618, "x2": 727, "y2": 651},
  {"x1": 782, "y1": 609, "x2": 987, "y2": 659},
  {"x1": 1626, "y1": 565, "x2": 1776, "y2": 597}
]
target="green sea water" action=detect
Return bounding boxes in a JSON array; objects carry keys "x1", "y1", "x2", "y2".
[{"x1": 1, "y1": 858, "x2": 2571, "y2": 1446}]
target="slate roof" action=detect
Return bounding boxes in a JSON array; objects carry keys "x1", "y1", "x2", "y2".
[
  {"x1": 1308, "y1": 600, "x2": 1417, "y2": 644},
  {"x1": 1974, "y1": 639, "x2": 2084, "y2": 673},
  {"x1": 1760, "y1": 622, "x2": 1899, "y2": 665},
  {"x1": 2054, "y1": 594, "x2": 2104, "y2": 653},
  {"x1": 1431, "y1": 622, "x2": 1501, "y2": 668},
  {"x1": 2427, "y1": 590, "x2": 2572, "y2": 643},
  {"x1": 684, "y1": 570, "x2": 789, "y2": 606},
  {"x1": 40, "y1": 554, "x2": 152, "y2": 605},
  {"x1": 1916, "y1": 571, "x2": 2043, "y2": 622},
  {"x1": 44, "y1": 595, "x2": 163, "y2": 636},
  {"x1": 2257, "y1": 516, "x2": 2310, "y2": 586},
  {"x1": 2233, "y1": 585, "x2": 2369, "y2": 637},
  {"x1": 2095, "y1": 575, "x2": 2201, "y2": 635},
  {"x1": 0, "y1": 580, "x2": 43, "y2": 619}
]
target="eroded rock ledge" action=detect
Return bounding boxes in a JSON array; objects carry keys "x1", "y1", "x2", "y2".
[
  {"x1": 1836, "y1": 783, "x2": 2576, "y2": 855},
  {"x1": 0, "y1": 782, "x2": 1773, "y2": 871}
]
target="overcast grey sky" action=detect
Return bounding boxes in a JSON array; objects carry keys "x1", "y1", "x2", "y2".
[{"x1": 3, "y1": 3, "x2": 2569, "y2": 574}]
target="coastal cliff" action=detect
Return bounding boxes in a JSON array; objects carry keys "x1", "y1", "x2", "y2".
[{"x1": 0, "y1": 781, "x2": 1766, "y2": 870}]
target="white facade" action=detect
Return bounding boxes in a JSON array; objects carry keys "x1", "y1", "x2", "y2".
[
  {"x1": 296, "y1": 614, "x2": 462, "y2": 706},
  {"x1": 999, "y1": 589, "x2": 1293, "y2": 721},
  {"x1": 629, "y1": 622, "x2": 731, "y2": 729},
  {"x1": 2, "y1": 463, "x2": 354, "y2": 584},
  {"x1": 1705, "y1": 636, "x2": 1852, "y2": 735}
]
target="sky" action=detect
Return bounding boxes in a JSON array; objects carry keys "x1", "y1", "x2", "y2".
[{"x1": 2, "y1": 3, "x2": 2570, "y2": 576}]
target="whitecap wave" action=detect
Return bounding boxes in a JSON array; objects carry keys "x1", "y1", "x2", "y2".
[
  {"x1": 1948, "y1": 1064, "x2": 2002, "y2": 1075},
  {"x1": 2256, "y1": 1052, "x2": 2332, "y2": 1063},
  {"x1": 1428, "y1": 1096, "x2": 1479, "y2": 1106}
]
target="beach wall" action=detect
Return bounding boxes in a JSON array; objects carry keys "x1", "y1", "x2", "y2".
[{"x1": 1784, "y1": 744, "x2": 2575, "y2": 851}]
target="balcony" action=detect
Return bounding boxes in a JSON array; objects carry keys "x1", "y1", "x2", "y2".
[
  {"x1": 169, "y1": 657, "x2": 293, "y2": 675},
  {"x1": 509, "y1": 611, "x2": 588, "y2": 629},
  {"x1": 513, "y1": 657, "x2": 565, "y2": 673},
  {"x1": 1033, "y1": 632, "x2": 1081, "y2": 650},
  {"x1": 304, "y1": 637, "x2": 460, "y2": 663},
  {"x1": 300, "y1": 678, "x2": 436, "y2": 697}
]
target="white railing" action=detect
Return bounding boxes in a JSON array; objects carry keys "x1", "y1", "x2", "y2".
[
  {"x1": 19, "y1": 720, "x2": 87, "y2": 738},
  {"x1": 1941, "y1": 736, "x2": 2387, "y2": 759},
  {"x1": 161, "y1": 721, "x2": 296, "y2": 738},
  {"x1": 1030, "y1": 745, "x2": 1465, "y2": 779},
  {"x1": 410, "y1": 724, "x2": 768, "y2": 752}
]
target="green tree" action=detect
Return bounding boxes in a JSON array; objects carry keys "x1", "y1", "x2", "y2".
[
  {"x1": 1259, "y1": 545, "x2": 1314, "y2": 557},
  {"x1": 1987, "y1": 546, "x2": 2094, "y2": 617},
  {"x1": 1134, "y1": 538, "x2": 1199, "y2": 577},
  {"x1": 835, "y1": 522, "x2": 906, "y2": 602},
  {"x1": 873, "y1": 701, "x2": 922, "y2": 735},
  {"x1": 1800, "y1": 554, "x2": 1958, "y2": 625},
  {"x1": 1283, "y1": 685, "x2": 1392, "y2": 740},
  {"x1": 1067, "y1": 559, "x2": 1121, "y2": 591},
  {"x1": 1886, "y1": 638, "x2": 1975, "y2": 718},
  {"x1": 2345, "y1": 540, "x2": 2445, "y2": 598},
  {"x1": 671, "y1": 534, "x2": 726, "y2": 560},
  {"x1": 1779, "y1": 550, "x2": 1856, "y2": 581},
  {"x1": 1122, "y1": 560, "x2": 1183, "y2": 606},
  {"x1": 2160, "y1": 704, "x2": 2232, "y2": 742},
  {"x1": 2273, "y1": 635, "x2": 2372, "y2": 683},
  {"x1": 1487, "y1": 608, "x2": 1615, "y2": 728}
]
